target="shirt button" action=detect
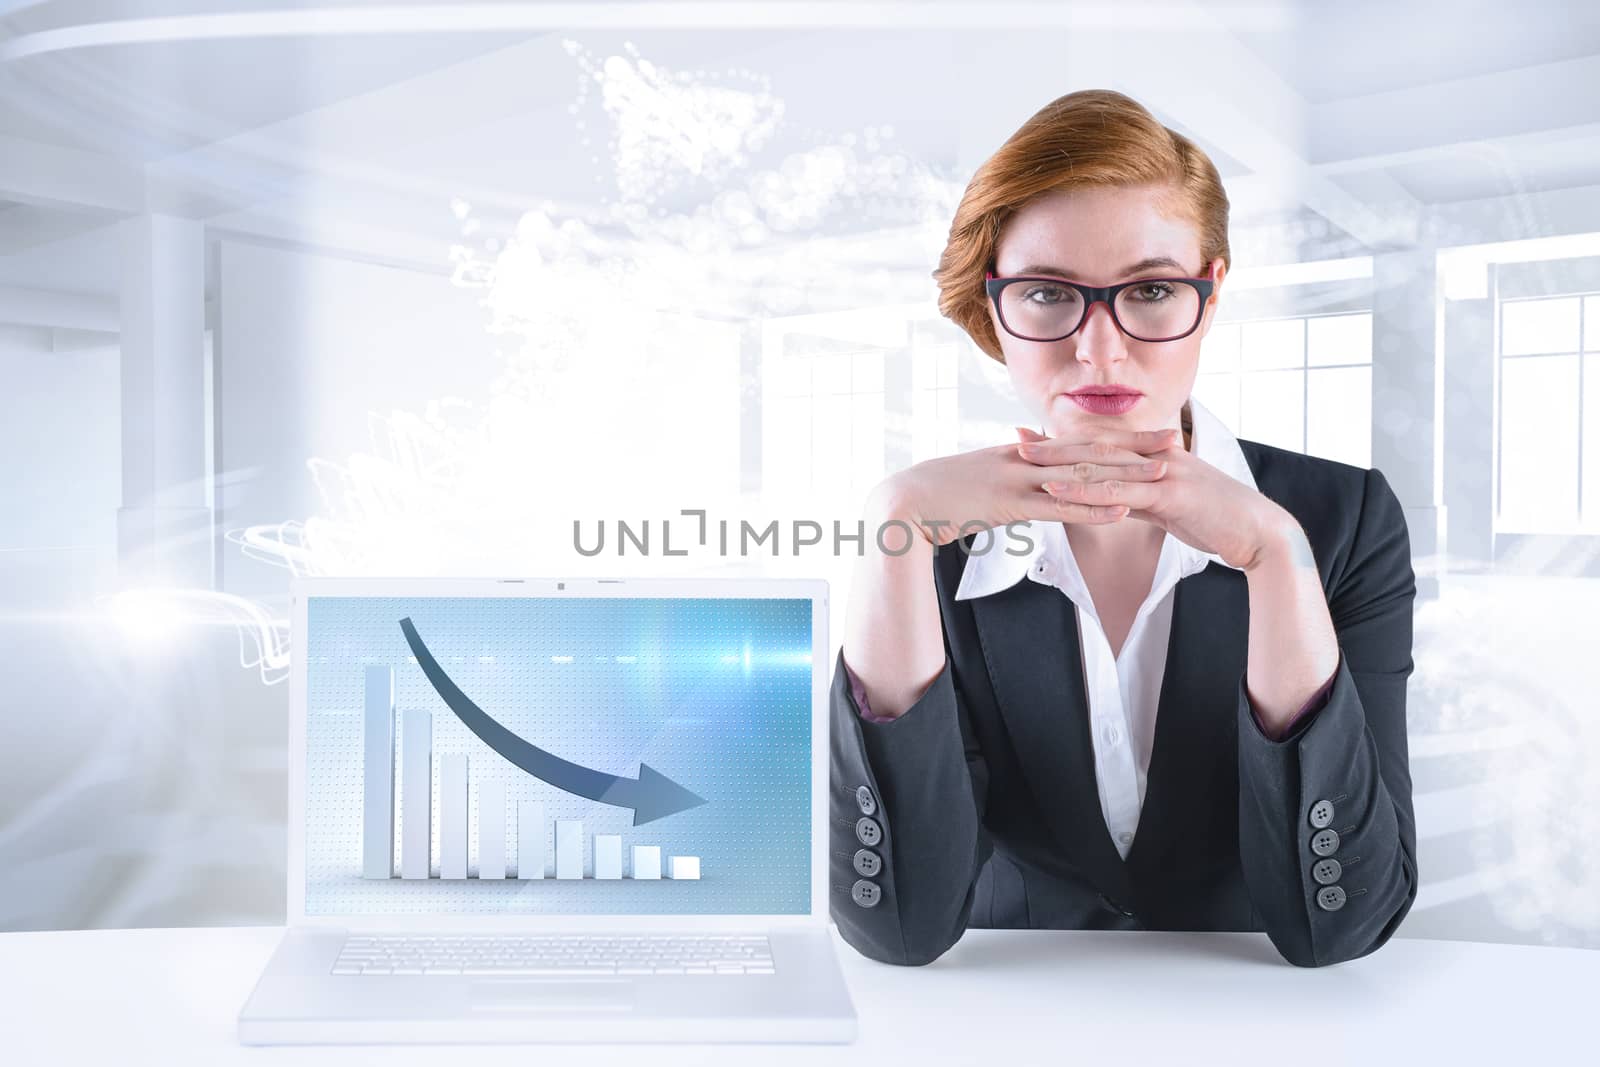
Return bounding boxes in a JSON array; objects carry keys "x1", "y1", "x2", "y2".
[
  {"x1": 1103, "y1": 725, "x2": 1120, "y2": 745},
  {"x1": 1118, "y1": 831, "x2": 1133, "y2": 845}
]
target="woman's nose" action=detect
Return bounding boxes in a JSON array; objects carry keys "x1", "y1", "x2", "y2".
[{"x1": 1072, "y1": 301, "x2": 1128, "y2": 364}]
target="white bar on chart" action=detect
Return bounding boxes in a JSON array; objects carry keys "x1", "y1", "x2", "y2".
[
  {"x1": 400, "y1": 709, "x2": 432, "y2": 879},
  {"x1": 440, "y1": 754, "x2": 468, "y2": 879},
  {"x1": 595, "y1": 835, "x2": 622, "y2": 879},
  {"x1": 668, "y1": 856, "x2": 701, "y2": 880},
  {"x1": 631, "y1": 845, "x2": 661, "y2": 880},
  {"x1": 477, "y1": 779, "x2": 506, "y2": 880},
  {"x1": 361, "y1": 665, "x2": 395, "y2": 879},
  {"x1": 555, "y1": 820, "x2": 584, "y2": 879},
  {"x1": 517, "y1": 801, "x2": 546, "y2": 879}
]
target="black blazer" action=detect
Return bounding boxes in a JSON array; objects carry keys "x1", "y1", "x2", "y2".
[{"x1": 829, "y1": 440, "x2": 1419, "y2": 968}]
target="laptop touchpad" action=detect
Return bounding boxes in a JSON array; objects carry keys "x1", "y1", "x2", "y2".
[{"x1": 469, "y1": 979, "x2": 637, "y2": 1012}]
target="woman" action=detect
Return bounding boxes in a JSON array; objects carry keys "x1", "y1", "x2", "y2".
[{"x1": 830, "y1": 89, "x2": 1418, "y2": 968}]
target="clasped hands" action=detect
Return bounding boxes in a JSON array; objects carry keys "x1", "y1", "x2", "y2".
[{"x1": 1015, "y1": 425, "x2": 1294, "y2": 573}]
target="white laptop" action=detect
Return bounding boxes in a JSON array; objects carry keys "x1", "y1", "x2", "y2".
[{"x1": 238, "y1": 575, "x2": 856, "y2": 1045}]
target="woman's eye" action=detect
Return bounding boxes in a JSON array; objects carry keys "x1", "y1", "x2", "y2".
[
  {"x1": 1131, "y1": 283, "x2": 1175, "y2": 302},
  {"x1": 1023, "y1": 284, "x2": 1075, "y2": 305}
]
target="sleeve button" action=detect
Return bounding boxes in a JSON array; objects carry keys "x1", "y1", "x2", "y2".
[
  {"x1": 851, "y1": 879, "x2": 881, "y2": 908},
  {"x1": 1309, "y1": 799, "x2": 1335, "y2": 829},
  {"x1": 855, "y1": 785, "x2": 877, "y2": 815}
]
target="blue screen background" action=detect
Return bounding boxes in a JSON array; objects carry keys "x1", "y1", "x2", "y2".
[{"x1": 303, "y1": 595, "x2": 814, "y2": 915}]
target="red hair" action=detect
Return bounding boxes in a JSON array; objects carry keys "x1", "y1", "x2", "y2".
[{"x1": 932, "y1": 89, "x2": 1231, "y2": 363}]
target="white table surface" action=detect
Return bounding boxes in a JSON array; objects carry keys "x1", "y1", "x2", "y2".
[{"x1": 0, "y1": 923, "x2": 1590, "y2": 1063}]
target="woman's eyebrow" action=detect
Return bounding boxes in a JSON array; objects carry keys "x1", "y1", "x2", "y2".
[{"x1": 1012, "y1": 256, "x2": 1187, "y2": 278}]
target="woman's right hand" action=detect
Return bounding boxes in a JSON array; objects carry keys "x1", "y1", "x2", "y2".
[{"x1": 871, "y1": 426, "x2": 1182, "y2": 547}]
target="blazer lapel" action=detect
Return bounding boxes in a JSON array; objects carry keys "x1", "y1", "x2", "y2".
[
  {"x1": 968, "y1": 557, "x2": 1250, "y2": 911},
  {"x1": 1122, "y1": 562, "x2": 1250, "y2": 885},
  {"x1": 970, "y1": 575, "x2": 1135, "y2": 907}
]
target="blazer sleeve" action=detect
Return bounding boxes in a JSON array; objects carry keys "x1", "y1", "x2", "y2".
[
  {"x1": 1245, "y1": 659, "x2": 1338, "y2": 742},
  {"x1": 842, "y1": 656, "x2": 901, "y2": 724},
  {"x1": 1235, "y1": 465, "x2": 1420, "y2": 967},
  {"x1": 828, "y1": 602, "x2": 993, "y2": 966}
]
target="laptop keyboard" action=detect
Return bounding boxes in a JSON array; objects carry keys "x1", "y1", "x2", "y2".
[{"x1": 332, "y1": 934, "x2": 776, "y2": 976}]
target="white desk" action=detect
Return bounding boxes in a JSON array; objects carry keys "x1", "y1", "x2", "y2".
[{"x1": 0, "y1": 924, "x2": 1589, "y2": 1063}]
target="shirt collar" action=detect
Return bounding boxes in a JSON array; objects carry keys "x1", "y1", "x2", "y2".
[{"x1": 953, "y1": 394, "x2": 1259, "y2": 602}]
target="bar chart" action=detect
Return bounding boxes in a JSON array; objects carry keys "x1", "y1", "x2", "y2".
[{"x1": 361, "y1": 665, "x2": 703, "y2": 881}]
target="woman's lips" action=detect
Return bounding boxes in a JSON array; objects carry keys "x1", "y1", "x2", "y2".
[{"x1": 1067, "y1": 392, "x2": 1142, "y2": 415}]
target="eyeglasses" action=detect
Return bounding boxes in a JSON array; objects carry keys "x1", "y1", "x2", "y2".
[{"x1": 984, "y1": 268, "x2": 1216, "y2": 343}]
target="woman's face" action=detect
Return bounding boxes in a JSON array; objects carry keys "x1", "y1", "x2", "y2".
[{"x1": 987, "y1": 183, "x2": 1226, "y2": 440}]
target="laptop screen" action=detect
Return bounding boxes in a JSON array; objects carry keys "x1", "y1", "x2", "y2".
[{"x1": 301, "y1": 593, "x2": 815, "y2": 916}]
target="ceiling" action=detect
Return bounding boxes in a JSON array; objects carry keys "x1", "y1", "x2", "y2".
[{"x1": 1, "y1": 0, "x2": 1597, "y2": 302}]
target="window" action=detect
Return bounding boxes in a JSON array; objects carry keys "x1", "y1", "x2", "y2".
[
  {"x1": 1494, "y1": 294, "x2": 1599, "y2": 533},
  {"x1": 910, "y1": 341, "x2": 959, "y2": 463},
  {"x1": 763, "y1": 341, "x2": 886, "y2": 505},
  {"x1": 1195, "y1": 312, "x2": 1373, "y2": 468}
]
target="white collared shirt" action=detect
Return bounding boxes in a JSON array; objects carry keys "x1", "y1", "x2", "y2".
[{"x1": 953, "y1": 395, "x2": 1259, "y2": 860}]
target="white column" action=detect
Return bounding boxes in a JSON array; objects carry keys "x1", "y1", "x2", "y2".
[
  {"x1": 668, "y1": 856, "x2": 701, "y2": 880},
  {"x1": 439, "y1": 754, "x2": 468, "y2": 879},
  {"x1": 594, "y1": 835, "x2": 622, "y2": 879},
  {"x1": 630, "y1": 845, "x2": 661, "y2": 880},
  {"x1": 517, "y1": 801, "x2": 546, "y2": 879},
  {"x1": 360, "y1": 666, "x2": 394, "y2": 879},
  {"x1": 1372, "y1": 242, "x2": 1441, "y2": 601},
  {"x1": 400, "y1": 710, "x2": 432, "y2": 879},
  {"x1": 477, "y1": 779, "x2": 506, "y2": 880},
  {"x1": 555, "y1": 820, "x2": 584, "y2": 879},
  {"x1": 1442, "y1": 293, "x2": 1494, "y2": 565},
  {"x1": 117, "y1": 214, "x2": 212, "y2": 587}
]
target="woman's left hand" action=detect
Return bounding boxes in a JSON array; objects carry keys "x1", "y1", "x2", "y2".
[{"x1": 1017, "y1": 426, "x2": 1292, "y2": 571}]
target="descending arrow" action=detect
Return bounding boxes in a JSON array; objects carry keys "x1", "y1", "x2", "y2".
[{"x1": 398, "y1": 617, "x2": 707, "y2": 826}]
